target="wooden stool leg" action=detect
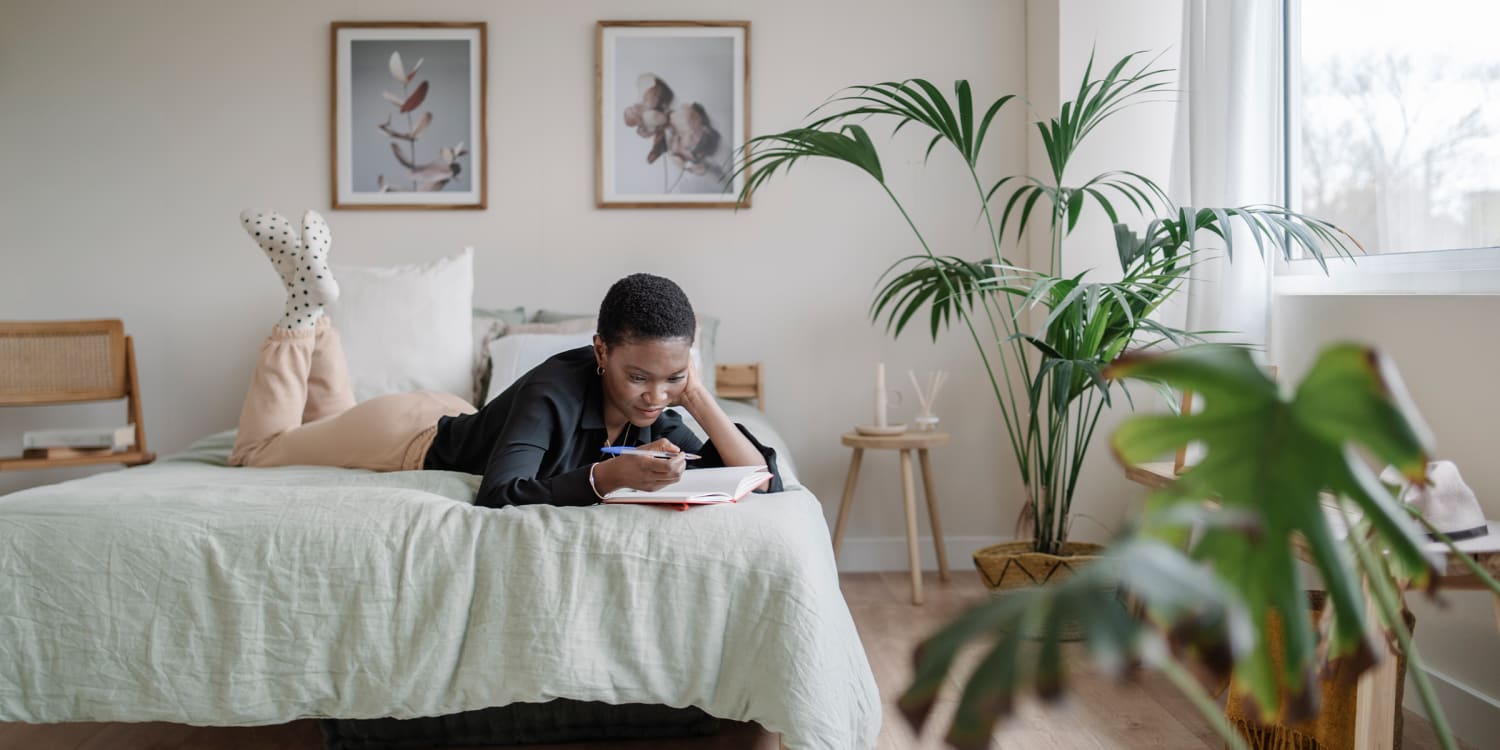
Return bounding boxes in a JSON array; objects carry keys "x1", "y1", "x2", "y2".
[
  {"x1": 918, "y1": 448, "x2": 948, "y2": 582},
  {"x1": 900, "y1": 449, "x2": 922, "y2": 605},
  {"x1": 832, "y1": 447, "x2": 863, "y2": 560},
  {"x1": 1354, "y1": 585, "x2": 1399, "y2": 750}
]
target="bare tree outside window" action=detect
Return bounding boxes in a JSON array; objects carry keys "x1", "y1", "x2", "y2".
[{"x1": 1295, "y1": 0, "x2": 1500, "y2": 255}]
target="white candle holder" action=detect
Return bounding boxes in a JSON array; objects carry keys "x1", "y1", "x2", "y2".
[{"x1": 856, "y1": 361, "x2": 907, "y2": 436}]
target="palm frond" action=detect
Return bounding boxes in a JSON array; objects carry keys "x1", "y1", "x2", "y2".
[
  {"x1": 870, "y1": 255, "x2": 997, "y2": 340},
  {"x1": 800, "y1": 79, "x2": 1017, "y2": 168},
  {"x1": 733, "y1": 124, "x2": 886, "y2": 204}
]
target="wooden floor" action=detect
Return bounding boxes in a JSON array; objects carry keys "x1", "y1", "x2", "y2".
[{"x1": 0, "y1": 571, "x2": 1467, "y2": 750}]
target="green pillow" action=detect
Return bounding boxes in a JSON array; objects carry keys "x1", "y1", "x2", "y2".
[
  {"x1": 530, "y1": 309, "x2": 594, "y2": 325},
  {"x1": 476, "y1": 305, "x2": 529, "y2": 327},
  {"x1": 531, "y1": 309, "x2": 718, "y2": 396}
]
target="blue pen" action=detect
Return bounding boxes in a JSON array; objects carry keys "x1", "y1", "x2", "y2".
[{"x1": 600, "y1": 446, "x2": 701, "y2": 460}]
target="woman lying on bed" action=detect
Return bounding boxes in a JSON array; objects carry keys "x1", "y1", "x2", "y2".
[{"x1": 227, "y1": 209, "x2": 780, "y2": 507}]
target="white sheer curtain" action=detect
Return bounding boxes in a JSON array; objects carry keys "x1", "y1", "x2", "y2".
[{"x1": 1169, "y1": 0, "x2": 1285, "y2": 351}]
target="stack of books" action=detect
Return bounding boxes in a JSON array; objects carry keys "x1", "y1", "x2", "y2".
[{"x1": 21, "y1": 425, "x2": 135, "y2": 459}]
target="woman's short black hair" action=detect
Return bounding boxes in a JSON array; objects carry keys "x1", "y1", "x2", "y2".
[{"x1": 596, "y1": 273, "x2": 697, "y2": 347}]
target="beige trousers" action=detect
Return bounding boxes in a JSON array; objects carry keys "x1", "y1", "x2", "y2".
[{"x1": 229, "y1": 318, "x2": 476, "y2": 470}]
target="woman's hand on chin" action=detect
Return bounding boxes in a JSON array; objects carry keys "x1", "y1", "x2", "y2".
[{"x1": 672, "y1": 354, "x2": 714, "y2": 413}]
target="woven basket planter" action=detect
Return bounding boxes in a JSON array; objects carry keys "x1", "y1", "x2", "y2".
[
  {"x1": 1223, "y1": 590, "x2": 1415, "y2": 750},
  {"x1": 972, "y1": 540, "x2": 1106, "y2": 591}
]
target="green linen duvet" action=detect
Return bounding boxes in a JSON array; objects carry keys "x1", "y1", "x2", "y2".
[{"x1": 0, "y1": 405, "x2": 879, "y2": 750}]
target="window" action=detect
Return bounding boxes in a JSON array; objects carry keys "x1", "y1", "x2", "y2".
[{"x1": 1280, "y1": 0, "x2": 1500, "y2": 293}]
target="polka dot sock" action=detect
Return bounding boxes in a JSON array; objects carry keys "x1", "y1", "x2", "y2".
[{"x1": 239, "y1": 209, "x2": 341, "y2": 330}]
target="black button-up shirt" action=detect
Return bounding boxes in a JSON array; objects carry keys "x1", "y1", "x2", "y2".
[{"x1": 424, "y1": 346, "x2": 782, "y2": 508}]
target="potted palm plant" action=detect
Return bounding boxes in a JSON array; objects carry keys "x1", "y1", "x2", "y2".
[{"x1": 735, "y1": 52, "x2": 1358, "y2": 585}]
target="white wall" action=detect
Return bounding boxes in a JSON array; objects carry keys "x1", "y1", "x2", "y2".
[{"x1": 0, "y1": 0, "x2": 1028, "y2": 567}]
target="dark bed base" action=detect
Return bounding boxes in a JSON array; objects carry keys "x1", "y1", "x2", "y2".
[{"x1": 319, "y1": 699, "x2": 720, "y2": 749}]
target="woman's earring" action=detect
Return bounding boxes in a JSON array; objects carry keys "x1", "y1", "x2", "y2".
[{"x1": 596, "y1": 366, "x2": 605, "y2": 376}]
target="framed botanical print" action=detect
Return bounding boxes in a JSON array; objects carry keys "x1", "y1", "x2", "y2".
[
  {"x1": 596, "y1": 21, "x2": 750, "y2": 209},
  {"x1": 331, "y1": 22, "x2": 486, "y2": 209}
]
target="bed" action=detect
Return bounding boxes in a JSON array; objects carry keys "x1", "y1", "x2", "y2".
[{"x1": 0, "y1": 399, "x2": 882, "y2": 749}]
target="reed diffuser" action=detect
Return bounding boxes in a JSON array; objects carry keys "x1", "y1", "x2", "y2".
[{"x1": 908, "y1": 370, "x2": 948, "y2": 432}]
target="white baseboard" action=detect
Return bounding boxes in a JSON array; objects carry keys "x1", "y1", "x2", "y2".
[
  {"x1": 836, "y1": 535, "x2": 995, "y2": 573},
  {"x1": 1404, "y1": 664, "x2": 1500, "y2": 747}
]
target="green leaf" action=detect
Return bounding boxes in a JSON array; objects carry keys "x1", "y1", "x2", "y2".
[
  {"x1": 1209, "y1": 208, "x2": 1234, "y2": 261},
  {"x1": 1015, "y1": 186, "x2": 1049, "y2": 243},
  {"x1": 1038, "y1": 120, "x2": 1064, "y2": 183},
  {"x1": 1117, "y1": 169, "x2": 1170, "y2": 209},
  {"x1": 955, "y1": 80, "x2": 975, "y2": 160},
  {"x1": 973, "y1": 94, "x2": 1017, "y2": 163},
  {"x1": 1085, "y1": 187, "x2": 1120, "y2": 225},
  {"x1": 984, "y1": 174, "x2": 1020, "y2": 206},
  {"x1": 1293, "y1": 345, "x2": 1432, "y2": 476},
  {"x1": 902, "y1": 537, "x2": 1252, "y2": 742},
  {"x1": 907, "y1": 79, "x2": 963, "y2": 145},
  {"x1": 923, "y1": 133, "x2": 945, "y2": 164},
  {"x1": 1108, "y1": 344, "x2": 1437, "y2": 717},
  {"x1": 1065, "y1": 189, "x2": 1085, "y2": 233},
  {"x1": 895, "y1": 283, "x2": 939, "y2": 336},
  {"x1": 1114, "y1": 224, "x2": 1144, "y2": 271},
  {"x1": 733, "y1": 124, "x2": 888, "y2": 204},
  {"x1": 1233, "y1": 207, "x2": 1270, "y2": 261},
  {"x1": 944, "y1": 617, "x2": 1025, "y2": 748},
  {"x1": 1020, "y1": 333, "x2": 1064, "y2": 359},
  {"x1": 870, "y1": 256, "x2": 994, "y2": 341}
]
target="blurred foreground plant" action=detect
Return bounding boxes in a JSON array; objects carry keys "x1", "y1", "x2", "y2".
[{"x1": 902, "y1": 344, "x2": 1497, "y2": 750}]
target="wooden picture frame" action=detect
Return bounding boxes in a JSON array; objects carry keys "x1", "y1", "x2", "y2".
[
  {"x1": 595, "y1": 21, "x2": 750, "y2": 209},
  {"x1": 331, "y1": 21, "x2": 487, "y2": 210}
]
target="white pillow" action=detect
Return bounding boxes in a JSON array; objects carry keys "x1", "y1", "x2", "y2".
[
  {"x1": 329, "y1": 248, "x2": 475, "y2": 403},
  {"x1": 484, "y1": 332, "x2": 596, "y2": 405}
]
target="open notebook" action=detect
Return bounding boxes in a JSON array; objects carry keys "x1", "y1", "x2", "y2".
[{"x1": 603, "y1": 465, "x2": 772, "y2": 508}]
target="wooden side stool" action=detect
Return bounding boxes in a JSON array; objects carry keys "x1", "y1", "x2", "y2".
[{"x1": 833, "y1": 431, "x2": 950, "y2": 604}]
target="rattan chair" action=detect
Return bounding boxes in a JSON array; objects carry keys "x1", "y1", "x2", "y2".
[{"x1": 0, "y1": 319, "x2": 154, "y2": 470}]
